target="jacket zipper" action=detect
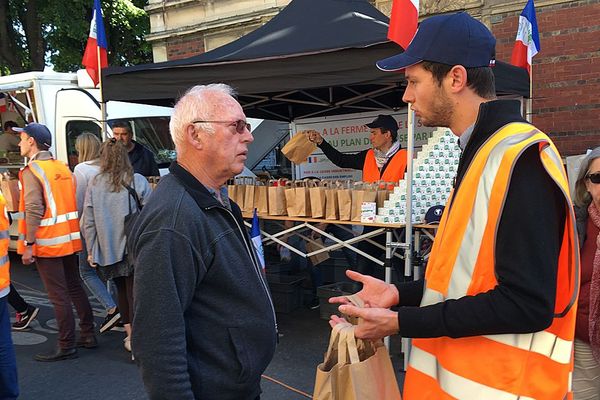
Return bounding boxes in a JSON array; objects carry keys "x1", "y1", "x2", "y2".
[{"x1": 208, "y1": 205, "x2": 279, "y2": 339}]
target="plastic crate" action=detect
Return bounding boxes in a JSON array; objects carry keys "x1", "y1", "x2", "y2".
[
  {"x1": 266, "y1": 274, "x2": 305, "y2": 313},
  {"x1": 316, "y1": 282, "x2": 360, "y2": 320}
]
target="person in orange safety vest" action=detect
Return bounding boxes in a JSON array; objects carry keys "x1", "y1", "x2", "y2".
[
  {"x1": 329, "y1": 12, "x2": 579, "y2": 400},
  {"x1": 307, "y1": 115, "x2": 408, "y2": 281},
  {"x1": 0, "y1": 190, "x2": 19, "y2": 398},
  {"x1": 14, "y1": 123, "x2": 95, "y2": 362},
  {"x1": 307, "y1": 114, "x2": 407, "y2": 183}
]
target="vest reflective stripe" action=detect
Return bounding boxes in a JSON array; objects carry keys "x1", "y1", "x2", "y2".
[
  {"x1": 17, "y1": 159, "x2": 82, "y2": 257},
  {"x1": 362, "y1": 148, "x2": 407, "y2": 183},
  {"x1": 408, "y1": 346, "x2": 537, "y2": 400},
  {"x1": 483, "y1": 331, "x2": 572, "y2": 364},
  {"x1": 0, "y1": 194, "x2": 10, "y2": 292},
  {"x1": 39, "y1": 211, "x2": 79, "y2": 227},
  {"x1": 29, "y1": 162, "x2": 59, "y2": 218},
  {"x1": 405, "y1": 123, "x2": 578, "y2": 400},
  {"x1": 410, "y1": 334, "x2": 573, "y2": 399},
  {"x1": 36, "y1": 232, "x2": 81, "y2": 246}
]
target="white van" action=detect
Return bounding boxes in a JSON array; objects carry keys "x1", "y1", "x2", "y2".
[{"x1": 0, "y1": 70, "x2": 174, "y2": 172}]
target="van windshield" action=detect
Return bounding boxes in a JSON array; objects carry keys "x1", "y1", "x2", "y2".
[{"x1": 110, "y1": 116, "x2": 175, "y2": 167}]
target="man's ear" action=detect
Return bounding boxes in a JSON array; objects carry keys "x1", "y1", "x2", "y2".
[
  {"x1": 447, "y1": 65, "x2": 468, "y2": 94},
  {"x1": 186, "y1": 125, "x2": 203, "y2": 149}
]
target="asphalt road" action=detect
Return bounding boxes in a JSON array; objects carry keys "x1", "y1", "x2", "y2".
[{"x1": 10, "y1": 254, "x2": 405, "y2": 399}]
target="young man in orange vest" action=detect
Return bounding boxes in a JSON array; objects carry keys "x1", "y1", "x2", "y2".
[
  {"x1": 307, "y1": 116, "x2": 408, "y2": 280},
  {"x1": 15, "y1": 123, "x2": 95, "y2": 362},
  {"x1": 0, "y1": 190, "x2": 18, "y2": 398},
  {"x1": 307, "y1": 114, "x2": 407, "y2": 183},
  {"x1": 331, "y1": 12, "x2": 579, "y2": 399}
]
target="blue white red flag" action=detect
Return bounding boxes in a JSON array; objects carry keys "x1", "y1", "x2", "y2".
[
  {"x1": 387, "y1": 0, "x2": 419, "y2": 50},
  {"x1": 82, "y1": 0, "x2": 108, "y2": 87},
  {"x1": 510, "y1": 0, "x2": 540, "y2": 74},
  {"x1": 251, "y1": 209, "x2": 265, "y2": 270}
]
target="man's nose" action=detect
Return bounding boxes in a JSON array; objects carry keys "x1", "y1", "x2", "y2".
[
  {"x1": 402, "y1": 89, "x2": 414, "y2": 104},
  {"x1": 242, "y1": 128, "x2": 254, "y2": 143}
]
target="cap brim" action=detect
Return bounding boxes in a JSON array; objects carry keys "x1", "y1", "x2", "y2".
[
  {"x1": 365, "y1": 122, "x2": 379, "y2": 128},
  {"x1": 376, "y1": 52, "x2": 422, "y2": 72},
  {"x1": 12, "y1": 127, "x2": 25, "y2": 132}
]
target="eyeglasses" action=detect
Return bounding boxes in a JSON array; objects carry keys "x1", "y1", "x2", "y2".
[
  {"x1": 191, "y1": 120, "x2": 251, "y2": 134},
  {"x1": 586, "y1": 173, "x2": 600, "y2": 184}
]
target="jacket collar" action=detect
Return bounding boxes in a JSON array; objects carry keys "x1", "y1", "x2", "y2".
[
  {"x1": 169, "y1": 162, "x2": 222, "y2": 209},
  {"x1": 464, "y1": 99, "x2": 527, "y2": 152},
  {"x1": 454, "y1": 100, "x2": 528, "y2": 189}
]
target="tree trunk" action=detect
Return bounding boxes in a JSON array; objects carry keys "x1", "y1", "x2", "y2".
[
  {"x1": 22, "y1": 0, "x2": 45, "y2": 70},
  {"x1": 0, "y1": 0, "x2": 25, "y2": 73}
]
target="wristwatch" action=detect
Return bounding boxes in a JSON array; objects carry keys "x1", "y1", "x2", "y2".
[{"x1": 24, "y1": 240, "x2": 35, "y2": 246}]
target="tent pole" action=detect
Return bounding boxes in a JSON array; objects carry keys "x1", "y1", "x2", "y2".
[
  {"x1": 97, "y1": 46, "x2": 108, "y2": 140},
  {"x1": 401, "y1": 103, "x2": 416, "y2": 370},
  {"x1": 526, "y1": 69, "x2": 533, "y2": 123},
  {"x1": 404, "y1": 104, "x2": 414, "y2": 278}
]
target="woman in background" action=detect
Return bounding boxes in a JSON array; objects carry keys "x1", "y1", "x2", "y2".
[
  {"x1": 82, "y1": 138, "x2": 151, "y2": 355},
  {"x1": 74, "y1": 133, "x2": 120, "y2": 335},
  {"x1": 573, "y1": 146, "x2": 600, "y2": 399}
]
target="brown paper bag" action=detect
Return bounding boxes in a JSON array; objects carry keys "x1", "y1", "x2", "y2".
[
  {"x1": 284, "y1": 181, "x2": 298, "y2": 217},
  {"x1": 281, "y1": 131, "x2": 317, "y2": 164},
  {"x1": 351, "y1": 182, "x2": 377, "y2": 222},
  {"x1": 227, "y1": 179, "x2": 237, "y2": 205},
  {"x1": 337, "y1": 181, "x2": 352, "y2": 221},
  {"x1": 239, "y1": 177, "x2": 256, "y2": 214},
  {"x1": 294, "y1": 180, "x2": 311, "y2": 217},
  {"x1": 253, "y1": 181, "x2": 269, "y2": 215},
  {"x1": 0, "y1": 174, "x2": 20, "y2": 211},
  {"x1": 324, "y1": 181, "x2": 339, "y2": 220},
  {"x1": 309, "y1": 180, "x2": 327, "y2": 219},
  {"x1": 306, "y1": 237, "x2": 330, "y2": 265},
  {"x1": 268, "y1": 179, "x2": 287, "y2": 216},
  {"x1": 313, "y1": 324, "x2": 401, "y2": 400},
  {"x1": 376, "y1": 181, "x2": 395, "y2": 209}
]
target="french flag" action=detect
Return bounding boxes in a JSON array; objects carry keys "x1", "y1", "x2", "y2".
[
  {"x1": 250, "y1": 209, "x2": 265, "y2": 270},
  {"x1": 510, "y1": 0, "x2": 540, "y2": 74},
  {"x1": 387, "y1": 0, "x2": 419, "y2": 50},
  {"x1": 82, "y1": 0, "x2": 108, "y2": 87}
]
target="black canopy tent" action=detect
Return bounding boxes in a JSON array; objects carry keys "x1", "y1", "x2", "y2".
[{"x1": 101, "y1": 0, "x2": 530, "y2": 122}]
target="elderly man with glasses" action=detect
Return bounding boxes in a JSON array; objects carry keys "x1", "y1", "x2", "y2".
[{"x1": 130, "y1": 84, "x2": 277, "y2": 400}]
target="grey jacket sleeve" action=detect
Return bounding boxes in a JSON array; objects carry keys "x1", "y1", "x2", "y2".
[
  {"x1": 132, "y1": 228, "x2": 204, "y2": 400},
  {"x1": 81, "y1": 185, "x2": 97, "y2": 257}
]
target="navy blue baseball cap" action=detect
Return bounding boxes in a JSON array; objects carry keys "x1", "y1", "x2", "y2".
[
  {"x1": 366, "y1": 114, "x2": 398, "y2": 134},
  {"x1": 377, "y1": 12, "x2": 496, "y2": 72},
  {"x1": 14, "y1": 123, "x2": 52, "y2": 148},
  {"x1": 425, "y1": 205, "x2": 445, "y2": 224}
]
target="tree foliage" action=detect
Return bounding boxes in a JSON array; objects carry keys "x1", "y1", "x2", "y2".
[{"x1": 0, "y1": 0, "x2": 152, "y2": 75}]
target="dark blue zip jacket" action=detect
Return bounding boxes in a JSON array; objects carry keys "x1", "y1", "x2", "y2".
[
  {"x1": 129, "y1": 140, "x2": 159, "y2": 177},
  {"x1": 131, "y1": 162, "x2": 277, "y2": 400}
]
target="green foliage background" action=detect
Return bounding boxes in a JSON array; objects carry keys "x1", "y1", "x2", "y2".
[{"x1": 0, "y1": 0, "x2": 152, "y2": 74}]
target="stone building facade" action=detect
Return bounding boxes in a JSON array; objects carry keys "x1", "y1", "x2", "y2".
[{"x1": 145, "y1": 0, "x2": 599, "y2": 156}]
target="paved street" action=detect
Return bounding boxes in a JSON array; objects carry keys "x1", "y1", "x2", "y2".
[{"x1": 10, "y1": 254, "x2": 405, "y2": 399}]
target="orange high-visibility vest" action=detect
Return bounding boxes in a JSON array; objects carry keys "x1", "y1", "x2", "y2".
[
  {"x1": 404, "y1": 123, "x2": 579, "y2": 400},
  {"x1": 0, "y1": 192, "x2": 10, "y2": 293},
  {"x1": 363, "y1": 148, "x2": 407, "y2": 183},
  {"x1": 16, "y1": 159, "x2": 82, "y2": 257}
]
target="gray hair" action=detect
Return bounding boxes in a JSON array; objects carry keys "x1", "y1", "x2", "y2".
[
  {"x1": 574, "y1": 146, "x2": 600, "y2": 208},
  {"x1": 169, "y1": 83, "x2": 237, "y2": 151}
]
